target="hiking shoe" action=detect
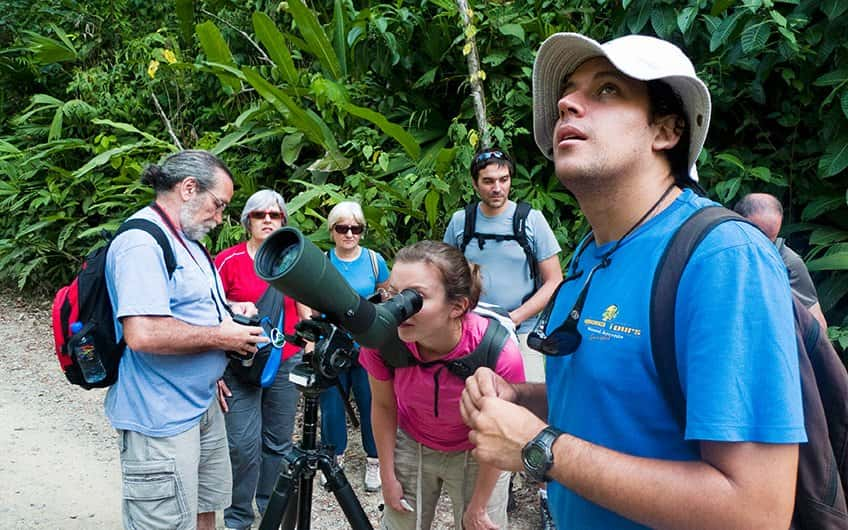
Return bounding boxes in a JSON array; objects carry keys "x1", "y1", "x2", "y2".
[
  {"x1": 364, "y1": 457, "x2": 381, "y2": 491},
  {"x1": 539, "y1": 493, "x2": 557, "y2": 530}
]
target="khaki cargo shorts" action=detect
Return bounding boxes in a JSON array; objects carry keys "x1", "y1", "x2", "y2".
[{"x1": 118, "y1": 400, "x2": 231, "y2": 529}]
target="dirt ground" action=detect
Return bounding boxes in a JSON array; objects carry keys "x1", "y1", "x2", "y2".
[{"x1": 0, "y1": 288, "x2": 540, "y2": 529}]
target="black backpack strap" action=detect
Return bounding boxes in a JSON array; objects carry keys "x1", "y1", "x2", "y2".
[
  {"x1": 513, "y1": 201, "x2": 539, "y2": 282},
  {"x1": 114, "y1": 219, "x2": 177, "y2": 278},
  {"x1": 460, "y1": 202, "x2": 479, "y2": 252},
  {"x1": 446, "y1": 316, "x2": 509, "y2": 378},
  {"x1": 650, "y1": 206, "x2": 756, "y2": 431}
]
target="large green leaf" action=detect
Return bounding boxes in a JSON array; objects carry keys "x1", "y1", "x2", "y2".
[
  {"x1": 93, "y1": 119, "x2": 170, "y2": 145},
  {"x1": 176, "y1": 0, "x2": 194, "y2": 43},
  {"x1": 241, "y1": 67, "x2": 340, "y2": 157},
  {"x1": 801, "y1": 195, "x2": 845, "y2": 221},
  {"x1": 821, "y1": 0, "x2": 848, "y2": 20},
  {"x1": 626, "y1": 1, "x2": 651, "y2": 33},
  {"x1": 651, "y1": 7, "x2": 677, "y2": 40},
  {"x1": 813, "y1": 68, "x2": 848, "y2": 87},
  {"x1": 195, "y1": 21, "x2": 240, "y2": 93},
  {"x1": 342, "y1": 103, "x2": 421, "y2": 160},
  {"x1": 331, "y1": 0, "x2": 348, "y2": 77},
  {"x1": 499, "y1": 24, "x2": 525, "y2": 42},
  {"x1": 22, "y1": 26, "x2": 78, "y2": 64},
  {"x1": 73, "y1": 142, "x2": 173, "y2": 178},
  {"x1": 806, "y1": 252, "x2": 848, "y2": 271},
  {"x1": 740, "y1": 21, "x2": 771, "y2": 54},
  {"x1": 818, "y1": 140, "x2": 848, "y2": 178},
  {"x1": 841, "y1": 91, "x2": 848, "y2": 120},
  {"x1": 677, "y1": 7, "x2": 698, "y2": 34},
  {"x1": 810, "y1": 227, "x2": 848, "y2": 246},
  {"x1": 286, "y1": 0, "x2": 342, "y2": 80},
  {"x1": 709, "y1": 12, "x2": 743, "y2": 52},
  {"x1": 252, "y1": 12, "x2": 300, "y2": 88}
]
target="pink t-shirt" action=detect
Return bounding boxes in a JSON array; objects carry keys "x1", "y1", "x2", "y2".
[{"x1": 359, "y1": 311, "x2": 525, "y2": 452}]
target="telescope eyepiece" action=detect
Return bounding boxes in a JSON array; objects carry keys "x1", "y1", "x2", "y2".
[{"x1": 381, "y1": 289, "x2": 423, "y2": 323}]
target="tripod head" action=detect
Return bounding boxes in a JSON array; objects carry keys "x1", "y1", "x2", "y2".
[{"x1": 286, "y1": 317, "x2": 358, "y2": 393}]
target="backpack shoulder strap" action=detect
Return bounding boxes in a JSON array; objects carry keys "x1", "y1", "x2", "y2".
[
  {"x1": 368, "y1": 248, "x2": 379, "y2": 282},
  {"x1": 446, "y1": 316, "x2": 509, "y2": 379},
  {"x1": 513, "y1": 201, "x2": 539, "y2": 282},
  {"x1": 115, "y1": 219, "x2": 177, "y2": 278},
  {"x1": 460, "y1": 202, "x2": 479, "y2": 253},
  {"x1": 650, "y1": 206, "x2": 755, "y2": 430}
]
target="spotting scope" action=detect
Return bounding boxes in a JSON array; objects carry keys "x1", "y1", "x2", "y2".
[{"x1": 254, "y1": 227, "x2": 421, "y2": 355}]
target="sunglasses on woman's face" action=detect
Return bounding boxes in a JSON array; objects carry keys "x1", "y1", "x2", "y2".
[
  {"x1": 333, "y1": 224, "x2": 364, "y2": 235},
  {"x1": 249, "y1": 210, "x2": 285, "y2": 221}
]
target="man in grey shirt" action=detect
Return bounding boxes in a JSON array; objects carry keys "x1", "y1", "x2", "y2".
[
  {"x1": 734, "y1": 192, "x2": 828, "y2": 331},
  {"x1": 444, "y1": 148, "x2": 563, "y2": 382}
]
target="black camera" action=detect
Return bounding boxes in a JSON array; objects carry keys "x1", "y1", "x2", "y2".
[{"x1": 229, "y1": 313, "x2": 271, "y2": 367}]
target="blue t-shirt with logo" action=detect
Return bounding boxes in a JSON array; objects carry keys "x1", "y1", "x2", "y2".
[
  {"x1": 443, "y1": 201, "x2": 561, "y2": 333},
  {"x1": 544, "y1": 190, "x2": 806, "y2": 529},
  {"x1": 104, "y1": 207, "x2": 230, "y2": 437}
]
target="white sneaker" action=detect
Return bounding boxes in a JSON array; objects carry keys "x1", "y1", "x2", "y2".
[{"x1": 364, "y1": 457, "x2": 381, "y2": 492}]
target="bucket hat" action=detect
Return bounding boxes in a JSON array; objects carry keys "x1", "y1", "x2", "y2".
[{"x1": 532, "y1": 33, "x2": 711, "y2": 179}]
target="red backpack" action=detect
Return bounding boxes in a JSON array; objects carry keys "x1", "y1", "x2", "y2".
[{"x1": 51, "y1": 219, "x2": 176, "y2": 389}]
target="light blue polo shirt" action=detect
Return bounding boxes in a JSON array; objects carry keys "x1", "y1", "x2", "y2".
[{"x1": 104, "y1": 207, "x2": 230, "y2": 437}]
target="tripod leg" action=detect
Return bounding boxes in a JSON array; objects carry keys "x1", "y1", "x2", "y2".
[
  {"x1": 318, "y1": 453, "x2": 374, "y2": 530},
  {"x1": 259, "y1": 452, "x2": 302, "y2": 530}
]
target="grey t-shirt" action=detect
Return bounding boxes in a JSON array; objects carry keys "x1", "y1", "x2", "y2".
[
  {"x1": 776, "y1": 238, "x2": 818, "y2": 308},
  {"x1": 443, "y1": 201, "x2": 561, "y2": 333}
]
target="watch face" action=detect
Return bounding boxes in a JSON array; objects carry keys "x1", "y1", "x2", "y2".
[{"x1": 525, "y1": 444, "x2": 546, "y2": 468}]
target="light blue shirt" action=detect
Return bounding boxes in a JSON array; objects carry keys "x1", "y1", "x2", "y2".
[
  {"x1": 544, "y1": 190, "x2": 806, "y2": 528},
  {"x1": 443, "y1": 201, "x2": 561, "y2": 333},
  {"x1": 327, "y1": 246, "x2": 390, "y2": 298},
  {"x1": 104, "y1": 207, "x2": 230, "y2": 437}
]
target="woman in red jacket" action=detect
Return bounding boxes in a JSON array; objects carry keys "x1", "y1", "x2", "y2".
[{"x1": 215, "y1": 189, "x2": 306, "y2": 530}]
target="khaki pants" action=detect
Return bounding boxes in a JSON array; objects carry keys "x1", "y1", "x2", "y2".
[
  {"x1": 382, "y1": 429, "x2": 510, "y2": 530},
  {"x1": 118, "y1": 400, "x2": 231, "y2": 530}
]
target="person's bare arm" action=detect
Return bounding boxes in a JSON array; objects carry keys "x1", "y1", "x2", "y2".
[
  {"x1": 509, "y1": 255, "x2": 562, "y2": 326},
  {"x1": 463, "y1": 391, "x2": 798, "y2": 530},
  {"x1": 547, "y1": 435, "x2": 797, "y2": 529},
  {"x1": 122, "y1": 315, "x2": 267, "y2": 357},
  {"x1": 369, "y1": 375, "x2": 410, "y2": 513}
]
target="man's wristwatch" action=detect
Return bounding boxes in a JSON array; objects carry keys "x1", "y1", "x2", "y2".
[{"x1": 522, "y1": 426, "x2": 564, "y2": 482}]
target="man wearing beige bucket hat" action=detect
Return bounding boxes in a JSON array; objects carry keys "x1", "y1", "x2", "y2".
[{"x1": 461, "y1": 33, "x2": 804, "y2": 529}]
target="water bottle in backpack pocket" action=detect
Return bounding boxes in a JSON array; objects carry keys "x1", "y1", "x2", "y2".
[{"x1": 68, "y1": 321, "x2": 107, "y2": 384}]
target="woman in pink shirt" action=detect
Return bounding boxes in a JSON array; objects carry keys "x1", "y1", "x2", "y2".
[{"x1": 359, "y1": 241, "x2": 525, "y2": 530}]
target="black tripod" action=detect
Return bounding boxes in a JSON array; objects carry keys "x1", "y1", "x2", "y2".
[{"x1": 259, "y1": 337, "x2": 374, "y2": 530}]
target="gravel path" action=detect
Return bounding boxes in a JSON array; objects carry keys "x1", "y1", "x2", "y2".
[{"x1": 0, "y1": 288, "x2": 540, "y2": 529}]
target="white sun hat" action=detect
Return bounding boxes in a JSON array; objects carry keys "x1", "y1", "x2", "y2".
[{"x1": 532, "y1": 33, "x2": 711, "y2": 180}]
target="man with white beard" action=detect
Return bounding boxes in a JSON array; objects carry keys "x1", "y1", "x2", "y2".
[{"x1": 104, "y1": 150, "x2": 268, "y2": 530}]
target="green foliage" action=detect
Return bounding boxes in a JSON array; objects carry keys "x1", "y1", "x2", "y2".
[{"x1": 0, "y1": 0, "x2": 846, "y2": 339}]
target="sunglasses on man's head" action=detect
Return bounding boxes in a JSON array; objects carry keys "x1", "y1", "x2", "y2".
[
  {"x1": 471, "y1": 150, "x2": 510, "y2": 174},
  {"x1": 333, "y1": 224, "x2": 364, "y2": 235},
  {"x1": 249, "y1": 210, "x2": 285, "y2": 221}
]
